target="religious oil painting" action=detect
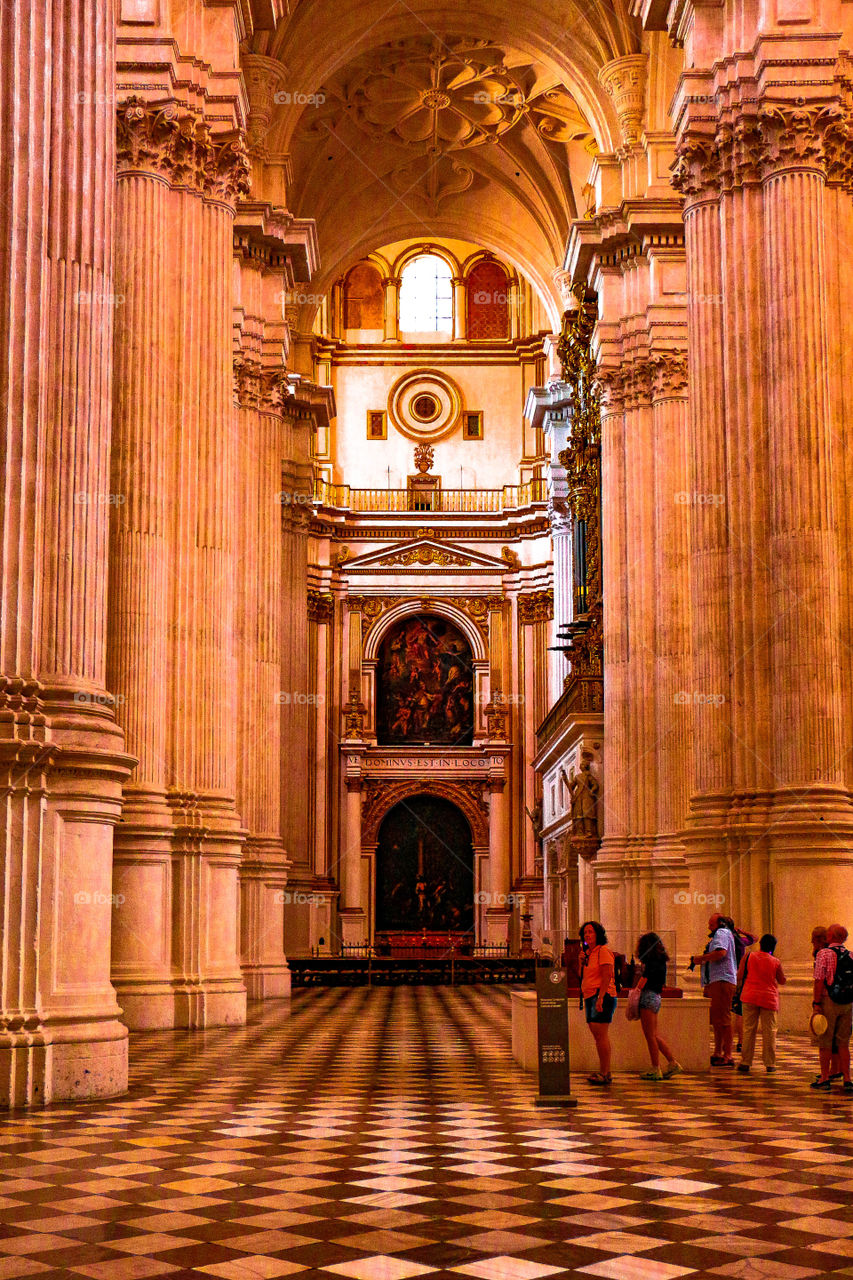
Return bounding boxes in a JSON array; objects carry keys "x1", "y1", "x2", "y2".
[
  {"x1": 377, "y1": 615, "x2": 474, "y2": 746},
  {"x1": 375, "y1": 796, "x2": 474, "y2": 932}
]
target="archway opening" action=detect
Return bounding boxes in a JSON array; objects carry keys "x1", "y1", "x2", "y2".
[{"x1": 375, "y1": 795, "x2": 474, "y2": 934}]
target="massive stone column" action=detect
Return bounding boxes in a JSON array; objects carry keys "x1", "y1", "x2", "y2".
[
  {"x1": 670, "y1": 142, "x2": 734, "y2": 943},
  {"x1": 233, "y1": 357, "x2": 291, "y2": 1000},
  {"x1": 665, "y1": 7, "x2": 853, "y2": 1016},
  {"x1": 0, "y1": 0, "x2": 134, "y2": 1105},
  {"x1": 108, "y1": 103, "x2": 178, "y2": 1028}
]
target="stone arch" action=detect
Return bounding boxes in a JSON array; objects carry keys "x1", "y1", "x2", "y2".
[
  {"x1": 362, "y1": 779, "x2": 489, "y2": 848},
  {"x1": 363, "y1": 599, "x2": 490, "y2": 663}
]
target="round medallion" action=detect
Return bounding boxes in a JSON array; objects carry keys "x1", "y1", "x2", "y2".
[
  {"x1": 388, "y1": 370, "x2": 463, "y2": 442},
  {"x1": 411, "y1": 393, "x2": 440, "y2": 422},
  {"x1": 420, "y1": 88, "x2": 452, "y2": 111}
]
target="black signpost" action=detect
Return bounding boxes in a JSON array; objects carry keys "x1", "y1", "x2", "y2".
[{"x1": 534, "y1": 965, "x2": 577, "y2": 1107}]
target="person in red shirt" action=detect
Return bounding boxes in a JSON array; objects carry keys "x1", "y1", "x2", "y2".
[{"x1": 736, "y1": 934, "x2": 786, "y2": 1073}]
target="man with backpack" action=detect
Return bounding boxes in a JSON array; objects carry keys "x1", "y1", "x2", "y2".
[{"x1": 811, "y1": 923, "x2": 853, "y2": 1092}]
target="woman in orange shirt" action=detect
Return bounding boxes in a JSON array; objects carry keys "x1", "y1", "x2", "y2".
[{"x1": 580, "y1": 920, "x2": 617, "y2": 1085}]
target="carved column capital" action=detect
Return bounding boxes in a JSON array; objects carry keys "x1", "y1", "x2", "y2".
[
  {"x1": 649, "y1": 350, "x2": 689, "y2": 400},
  {"x1": 116, "y1": 97, "x2": 251, "y2": 204},
  {"x1": 671, "y1": 136, "x2": 720, "y2": 204},
  {"x1": 233, "y1": 355, "x2": 261, "y2": 409},
  {"x1": 594, "y1": 366, "x2": 626, "y2": 414},
  {"x1": 757, "y1": 102, "x2": 848, "y2": 181}
]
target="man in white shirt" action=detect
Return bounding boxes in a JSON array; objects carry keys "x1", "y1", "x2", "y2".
[{"x1": 690, "y1": 912, "x2": 737, "y2": 1066}]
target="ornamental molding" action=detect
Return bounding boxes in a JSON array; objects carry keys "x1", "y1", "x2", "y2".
[
  {"x1": 378, "y1": 544, "x2": 471, "y2": 567},
  {"x1": 116, "y1": 97, "x2": 251, "y2": 203},
  {"x1": 450, "y1": 595, "x2": 504, "y2": 638},
  {"x1": 346, "y1": 595, "x2": 407, "y2": 637}
]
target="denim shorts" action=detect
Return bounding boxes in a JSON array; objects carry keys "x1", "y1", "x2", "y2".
[
  {"x1": 639, "y1": 990, "x2": 661, "y2": 1014},
  {"x1": 584, "y1": 994, "x2": 617, "y2": 1024}
]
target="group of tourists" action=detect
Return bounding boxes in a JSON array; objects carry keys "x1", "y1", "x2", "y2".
[{"x1": 577, "y1": 912, "x2": 853, "y2": 1090}]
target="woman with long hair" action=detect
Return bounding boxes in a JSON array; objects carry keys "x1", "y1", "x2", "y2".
[
  {"x1": 634, "y1": 932, "x2": 683, "y2": 1080},
  {"x1": 579, "y1": 920, "x2": 617, "y2": 1085}
]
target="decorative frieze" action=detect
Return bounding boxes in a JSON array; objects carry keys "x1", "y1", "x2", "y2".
[
  {"x1": 451, "y1": 595, "x2": 504, "y2": 638},
  {"x1": 378, "y1": 545, "x2": 470, "y2": 567}
]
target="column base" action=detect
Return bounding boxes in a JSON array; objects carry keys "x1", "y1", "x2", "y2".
[
  {"x1": 0, "y1": 1022, "x2": 128, "y2": 1110},
  {"x1": 484, "y1": 908, "x2": 511, "y2": 946},
  {"x1": 338, "y1": 909, "x2": 368, "y2": 947},
  {"x1": 116, "y1": 985, "x2": 181, "y2": 1031},
  {"x1": 172, "y1": 982, "x2": 247, "y2": 1029},
  {"x1": 244, "y1": 965, "x2": 292, "y2": 1001}
]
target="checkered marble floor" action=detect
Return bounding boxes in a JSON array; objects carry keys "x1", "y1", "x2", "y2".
[{"x1": 1, "y1": 988, "x2": 853, "y2": 1280}]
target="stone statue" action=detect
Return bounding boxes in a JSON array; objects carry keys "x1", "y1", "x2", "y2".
[
  {"x1": 569, "y1": 755, "x2": 599, "y2": 838},
  {"x1": 525, "y1": 799, "x2": 543, "y2": 840}
]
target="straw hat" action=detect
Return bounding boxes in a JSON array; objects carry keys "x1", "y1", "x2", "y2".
[{"x1": 810, "y1": 1011, "x2": 828, "y2": 1038}]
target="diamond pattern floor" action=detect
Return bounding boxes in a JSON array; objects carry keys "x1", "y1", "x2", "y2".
[{"x1": 1, "y1": 987, "x2": 852, "y2": 1279}]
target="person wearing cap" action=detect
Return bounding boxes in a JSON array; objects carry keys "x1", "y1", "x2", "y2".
[{"x1": 811, "y1": 923, "x2": 853, "y2": 1092}]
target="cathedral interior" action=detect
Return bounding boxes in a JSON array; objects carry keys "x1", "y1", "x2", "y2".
[{"x1": 2, "y1": 0, "x2": 853, "y2": 1273}]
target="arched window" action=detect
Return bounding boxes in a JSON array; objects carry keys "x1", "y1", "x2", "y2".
[
  {"x1": 377, "y1": 615, "x2": 474, "y2": 746},
  {"x1": 344, "y1": 261, "x2": 384, "y2": 329},
  {"x1": 467, "y1": 260, "x2": 510, "y2": 339},
  {"x1": 399, "y1": 254, "x2": 453, "y2": 334}
]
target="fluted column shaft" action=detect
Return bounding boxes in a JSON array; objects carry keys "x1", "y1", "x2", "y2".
[
  {"x1": 622, "y1": 375, "x2": 657, "y2": 847},
  {"x1": 599, "y1": 382, "x2": 630, "y2": 846},
  {"x1": 683, "y1": 197, "x2": 733, "y2": 809},
  {"x1": 0, "y1": 0, "x2": 132, "y2": 1107},
  {"x1": 108, "y1": 163, "x2": 175, "y2": 1028},
  {"x1": 762, "y1": 165, "x2": 843, "y2": 789},
  {"x1": 651, "y1": 361, "x2": 692, "y2": 845},
  {"x1": 234, "y1": 349, "x2": 290, "y2": 999}
]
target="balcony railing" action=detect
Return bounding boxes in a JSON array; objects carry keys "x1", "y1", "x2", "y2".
[{"x1": 314, "y1": 477, "x2": 547, "y2": 514}]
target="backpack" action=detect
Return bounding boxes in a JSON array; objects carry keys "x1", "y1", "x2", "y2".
[{"x1": 825, "y1": 946, "x2": 853, "y2": 1005}]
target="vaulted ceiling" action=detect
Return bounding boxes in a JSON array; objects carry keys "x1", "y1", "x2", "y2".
[{"x1": 245, "y1": 0, "x2": 640, "y2": 318}]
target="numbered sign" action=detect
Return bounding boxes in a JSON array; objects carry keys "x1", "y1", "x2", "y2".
[{"x1": 534, "y1": 965, "x2": 577, "y2": 1107}]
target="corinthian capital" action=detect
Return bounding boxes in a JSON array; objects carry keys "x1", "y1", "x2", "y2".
[
  {"x1": 757, "y1": 102, "x2": 847, "y2": 179},
  {"x1": 671, "y1": 137, "x2": 720, "y2": 202},
  {"x1": 117, "y1": 97, "x2": 251, "y2": 203}
]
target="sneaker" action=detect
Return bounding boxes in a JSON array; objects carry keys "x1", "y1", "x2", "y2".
[
  {"x1": 829, "y1": 1072, "x2": 844, "y2": 1081},
  {"x1": 710, "y1": 1055, "x2": 726, "y2": 1066},
  {"x1": 662, "y1": 1061, "x2": 683, "y2": 1079},
  {"x1": 721, "y1": 1059, "x2": 735, "y2": 1068},
  {"x1": 640, "y1": 1069, "x2": 663, "y2": 1081},
  {"x1": 811, "y1": 1078, "x2": 831, "y2": 1090},
  {"x1": 843, "y1": 1080, "x2": 853, "y2": 1093},
  {"x1": 737, "y1": 1063, "x2": 750, "y2": 1073},
  {"x1": 765, "y1": 1066, "x2": 776, "y2": 1073}
]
